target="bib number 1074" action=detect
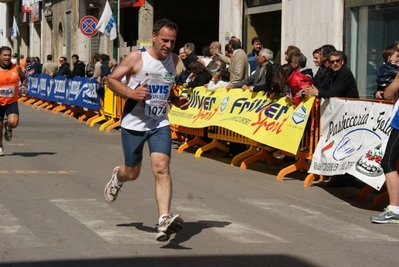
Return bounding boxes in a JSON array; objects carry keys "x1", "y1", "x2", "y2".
[{"x1": 146, "y1": 105, "x2": 167, "y2": 117}]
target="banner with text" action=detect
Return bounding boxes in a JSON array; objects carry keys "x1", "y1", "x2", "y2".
[
  {"x1": 26, "y1": 74, "x2": 100, "y2": 111},
  {"x1": 309, "y1": 98, "x2": 393, "y2": 190},
  {"x1": 168, "y1": 87, "x2": 315, "y2": 154}
]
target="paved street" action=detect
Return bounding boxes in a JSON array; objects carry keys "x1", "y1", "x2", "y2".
[{"x1": 0, "y1": 103, "x2": 398, "y2": 267}]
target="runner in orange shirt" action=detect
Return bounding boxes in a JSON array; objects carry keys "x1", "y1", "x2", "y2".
[{"x1": 0, "y1": 46, "x2": 26, "y2": 155}]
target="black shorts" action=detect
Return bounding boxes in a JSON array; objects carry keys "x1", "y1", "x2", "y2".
[{"x1": 0, "y1": 102, "x2": 19, "y2": 121}]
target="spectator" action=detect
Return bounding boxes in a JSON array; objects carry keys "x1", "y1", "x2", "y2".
[
  {"x1": 305, "y1": 51, "x2": 360, "y2": 187},
  {"x1": 108, "y1": 58, "x2": 118, "y2": 73},
  {"x1": 67, "y1": 54, "x2": 86, "y2": 78},
  {"x1": 30, "y1": 56, "x2": 42, "y2": 75},
  {"x1": 248, "y1": 37, "x2": 262, "y2": 74},
  {"x1": 42, "y1": 54, "x2": 58, "y2": 74},
  {"x1": 227, "y1": 48, "x2": 273, "y2": 92},
  {"x1": 99, "y1": 54, "x2": 110, "y2": 81},
  {"x1": 51, "y1": 56, "x2": 71, "y2": 77},
  {"x1": 19, "y1": 54, "x2": 26, "y2": 71},
  {"x1": 182, "y1": 42, "x2": 198, "y2": 71},
  {"x1": 11, "y1": 53, "x2": 17, "y2": 64},
  {"x1": 367, "y1": 47, "x2": 378, "y2": 98},
  {"x1": 287, "y1": 53, "x2": 314, "y2": 106},
  {"x1": 219, "y1": 38, "x2": 249, "y2": 84},
  {"x1": 206, "y1": 41, "x2": 227, "y2": 73},
  {"x1": 183, "y1": 61, "x2": 212, "y2": 88},
  {"x1": 92, "y1": 53, "x2": 102, "y2": 80},
  {"x1": 201, "y1": 45, "x2": 213, "y2": 68},
  {"x1": 179, "y1": 47, "x2": 187, "y2": 60},
  {"x1": 207, "y1": 69, "x2": 232, "y2": 91},
  {"x1": 175, "y1": 57, "x2": 189, "y2": 86},
  {"x1": 284, "y1": 45, "x2": 300, "y2": 64},
  {"x1": 313, "y1": 44, "x2": 337, "y2": 89},
  {"x1": 312, "y1": 48, "x2": 322, "y2": 68},
  {"x1": 86, "y1": 53, "x2": 96, "y2": 78},
  {"x1": 374, "y1": 45, "x2": 399, "y2": 100}
]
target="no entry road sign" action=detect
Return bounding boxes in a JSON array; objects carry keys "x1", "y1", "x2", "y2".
[{"x1": 80, "y1": 16, "x2": 98, "y2": 37}]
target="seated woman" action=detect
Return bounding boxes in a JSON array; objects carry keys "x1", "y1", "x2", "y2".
[{"x1": 183, "y1": 60, "x2": 212, "y2": 88}]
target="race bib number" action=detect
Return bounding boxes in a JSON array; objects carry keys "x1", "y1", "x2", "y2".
[
  {"x1": 0, "y1": 86, "x2": 15, "y2": 98},
  {"x1": 145, "y1": 100, "x2": 168, "y2": 118}
]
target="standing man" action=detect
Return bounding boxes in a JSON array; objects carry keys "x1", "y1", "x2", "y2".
[
  {"x1": 105, "y1": 19, "x2": 188, "y2": 242},
  {"x1": 247, "y1": 37, "x2": 262, "y2": 74},
  {"x1": 220, "y1": 38, "x2": 249, "y2": 84},
  {"x1": 42, "y1": 54, "x2": 58, "y2": 75},
  {"x1": 0, "y1": 46, "x2": 26, "y2": 156}
]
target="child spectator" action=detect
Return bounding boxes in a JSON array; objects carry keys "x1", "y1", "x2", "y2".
[
  {"x1": 207, "y1": 69, "x2": 232, "y2": 91},
  {"x1": 375, "y1": 45, "x2": 399, "y2": 99},
  {"x1": 280, "y1": 63, "x2": 313, "y2": 106}
]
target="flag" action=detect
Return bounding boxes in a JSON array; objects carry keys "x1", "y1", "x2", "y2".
[
  {"x1": 96, "y1": 1, "x2": 117, "y2": 41},
  {"x1": 11, "y1": 16, "x2": 19, "y2": 41}
]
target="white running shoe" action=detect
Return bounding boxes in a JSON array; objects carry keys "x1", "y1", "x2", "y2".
[
  {"x1": 156, "y1": 214, "x2": 184, "y2": 242},
  {"x1": 104, "y1": 166, "x2": 122, "y2": 203},
  {"x1": 0, "y1": 145, "x2": 3, "y2": 156}
]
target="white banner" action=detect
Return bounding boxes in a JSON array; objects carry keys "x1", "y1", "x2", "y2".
[{"x1": 309, "y1": 98, "x2": 393, "y2": 190}]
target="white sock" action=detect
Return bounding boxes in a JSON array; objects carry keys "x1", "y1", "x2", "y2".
[
  {"x1": 388, "y1": 205, "x2": 399, "y2": 214},
  {"x1": 158, "y1": 214, "x2": 169, "y2": 225}
]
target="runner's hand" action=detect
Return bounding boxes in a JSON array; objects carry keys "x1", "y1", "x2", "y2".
[{"x1": 131, "y1": 82, "x2": 150, "y2": 101}]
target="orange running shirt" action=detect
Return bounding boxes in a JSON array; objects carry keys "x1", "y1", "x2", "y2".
[{"x1": 0, "y1": 64, "x2": 20, "y2": 106}]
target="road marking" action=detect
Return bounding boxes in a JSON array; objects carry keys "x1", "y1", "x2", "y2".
[
  {"x1": 240, "y1": 198, "x2": 399, "y2": 242},
  {"x1": 8, "y1": 144, "x2": 31, "y2": 146},
  {"x1": 173, "y1": 199, "x2": 289, "y2": 243},
  {"x1": 0, "y1": 170, "x2": 76, "y2": 174},
  {"x1": 50, "y1": 199, "x2": 155, "y2": 244},
  {"x1": 0, "y1": 204, "x2": 45, "y2": 248}
]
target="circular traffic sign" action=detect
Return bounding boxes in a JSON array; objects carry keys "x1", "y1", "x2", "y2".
[{"x1": 79, "y1": 15, "x2": 98, "y2": 37}]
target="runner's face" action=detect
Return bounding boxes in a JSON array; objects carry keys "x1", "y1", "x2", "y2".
[
  {"x1": 0, "y1": 50, "x2": 11, "y2": 67},
  {"x1": 152, "y1": 27, "x2": 176, "y2": 60}
]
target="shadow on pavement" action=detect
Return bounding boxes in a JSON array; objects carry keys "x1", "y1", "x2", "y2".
[
  {"x1": 8, "y1": 152, "x2": 57, "y2": 157},
  {"x1": 3, "y1": 254, "x2": 320, "y2": 267}
]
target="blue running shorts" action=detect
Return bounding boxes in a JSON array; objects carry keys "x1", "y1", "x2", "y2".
[
  {"x1": 0, "y1": 102, "x2": 19, "y2": 121},
  {"x1": 121, "y1": 125, "x2": 172, "y2": 167}
]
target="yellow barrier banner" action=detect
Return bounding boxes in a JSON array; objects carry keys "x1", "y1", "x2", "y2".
[{"x1": 168, "y1": 87, "x2": 315, "y2": 154}]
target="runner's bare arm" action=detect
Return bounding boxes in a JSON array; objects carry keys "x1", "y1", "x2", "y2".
[
  {"x1": 384, "y1": 72, "x2": 399, "y2": 100},
  {"x1": 16, "y1": 65, "x2": 26, "y2": 86},
  {"x1": 107, "y1": 50, "x2": 149, "y2": 101}
]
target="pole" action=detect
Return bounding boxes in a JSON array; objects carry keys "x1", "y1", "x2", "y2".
[
  {"x1": 113, "y1": 0, "x2": 118, "y2": 62},
  {"x1": 16, "y1": 0, "x2": 21, "y2": 64}
]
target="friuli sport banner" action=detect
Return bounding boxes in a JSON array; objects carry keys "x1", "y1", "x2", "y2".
[
  {"x1": 168, "y1": 87, "x2": 315, "y2": 154},
  {"x1": 309, "y1": 98, "x2": 393, "y2": 190}
]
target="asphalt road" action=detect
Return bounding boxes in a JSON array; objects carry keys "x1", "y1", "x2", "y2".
[{"x1": 0, "y1": 103, "x2": 397, "y2": 267}]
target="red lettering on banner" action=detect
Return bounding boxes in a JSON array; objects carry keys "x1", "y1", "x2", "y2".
[
  {"x1": 192, "y1": 101, "x2": 218, "y2": 123},
  {"x1": 251, "y1": 106, "x2": 287, "y2": 135}
]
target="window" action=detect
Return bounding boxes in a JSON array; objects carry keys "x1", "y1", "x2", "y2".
[{"x1": 350, "y1": 4, "x2": 399, "y2": 98}]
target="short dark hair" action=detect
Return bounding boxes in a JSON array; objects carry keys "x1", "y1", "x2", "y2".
[
  {"x1": 72, "y1": 54, "x2": 79, "y2": 60},
  {"x1": 229, "y1": 39, "x2": 241, "y2": 50},
  {"x1": 202, "y1": 45, "x2": 212, "y2": 57},
  {"x1": 382, "y1": 45, "x2": 399, "y2": 61},
  {"x1": 251, "y1": 37, "x2": 262, "y2": 45},
  {"x1": 47, "y1": 54, "x2": 53, "y2": 60},
  {"x1": 291, "y1": 52, "x2": 307, "y2": 68},
  {"x1": 321, "y1": 44, "x2": 337, "y2": 58},
  {"x1": 0, "y1": 46, "x2": 11, "y2": 54},
  {"x1": 153, "y1": 18, "x2": 178, "y2": 36}
]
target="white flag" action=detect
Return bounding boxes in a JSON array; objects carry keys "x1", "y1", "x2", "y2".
[
  {"x1": 11, "y1": 16, "x2": 19, "y2": 41},
  {"x1": 96, "y1": 1, "x2": 117, "y2": 41}
]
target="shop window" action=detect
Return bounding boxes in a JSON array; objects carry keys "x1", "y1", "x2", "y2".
[{"x1": 350, "y1": 3, "x2": 399, "y2": 99}]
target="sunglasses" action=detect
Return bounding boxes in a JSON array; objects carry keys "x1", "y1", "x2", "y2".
[{"x1": 329, "y1": 59, "x2": 342, "y2": 64}]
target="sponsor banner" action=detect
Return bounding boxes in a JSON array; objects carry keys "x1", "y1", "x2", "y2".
[
  {"x1": 168, "y1": 87, "x2": 315, "y2": 154},
  {"x1": 26, "y1": 75, "x2": 100, "y2": 111},
  {"x1": 309, "y1": 98, "x2": 393, "y2": 190}
]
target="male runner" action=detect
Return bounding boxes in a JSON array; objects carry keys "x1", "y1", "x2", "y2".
[
  {"x1": 0, "y1": 46, "x2": 26, "y2": 156},
  {"x1": 104, "y1": 19, "x2": 189, "y2": 241}
]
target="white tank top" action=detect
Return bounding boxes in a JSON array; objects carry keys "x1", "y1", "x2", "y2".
[{"x1": 121, "y1": 51, "x2": 176, "y2": 131}]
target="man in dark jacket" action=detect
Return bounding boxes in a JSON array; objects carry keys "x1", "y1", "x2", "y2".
[
  {"x1": 182, "y1": 42, "x2": 198, "y2": 71},
  {"x1": 51, "y1": 56, "x2": 71, "y2": 77},
  {"x1": 67, "y1": 54, "x2": 86, "y2": 78}
]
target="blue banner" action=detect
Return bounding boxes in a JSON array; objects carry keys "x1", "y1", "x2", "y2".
[{"x1": 26, "y1": 75, "x2": 100, "y2": 110}]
